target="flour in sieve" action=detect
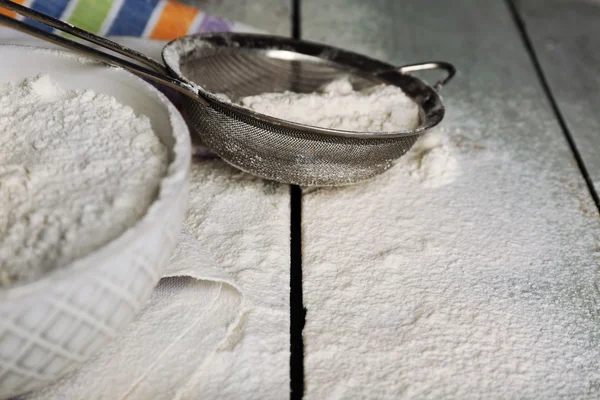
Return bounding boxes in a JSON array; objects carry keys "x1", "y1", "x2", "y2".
[
  {"x1": 238, "y1": 77, "x2": 420, "y2": 132},
  {"x1": 0, "y1": 75, "x2": 168, "y2": 287}
]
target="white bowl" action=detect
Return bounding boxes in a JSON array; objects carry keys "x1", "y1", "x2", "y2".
[{"x1": 0, "y1": 46, "x2": 191, "y2": 399}]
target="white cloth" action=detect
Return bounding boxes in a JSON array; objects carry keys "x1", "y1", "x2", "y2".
[
  {"x1": 23, "y1": 229, "x2": 243, "y2": 400},
  {"x1": 3, "y1": 33, "x2": 290, "y2": 399}
]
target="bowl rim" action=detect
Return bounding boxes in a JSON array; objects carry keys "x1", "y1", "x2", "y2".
[{"x1": 0, "y1": 45, "x2": 191, "y2": 300}]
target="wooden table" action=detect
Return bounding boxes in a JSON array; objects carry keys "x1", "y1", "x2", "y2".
[{"x1": 188, "y1": 0, "x2": 600, "y2": 398}]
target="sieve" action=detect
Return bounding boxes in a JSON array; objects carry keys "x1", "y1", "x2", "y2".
[{"x1": 0, "y1": 1, "x2": 455, "y2": 186}]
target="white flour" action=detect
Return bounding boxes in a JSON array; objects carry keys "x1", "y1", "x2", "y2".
[
  {"x1": 238, "y1": 77, "x2": 420, "y2": 132},
  {"x1": 303, "y1": 110, "x2": 600, "y2": 398},
  {"x1": 403, "y1": 129, "x2": 459, "y2": 188},
  {"x1": 0, "y1": 75, "x2": 168, "y2": 287}
]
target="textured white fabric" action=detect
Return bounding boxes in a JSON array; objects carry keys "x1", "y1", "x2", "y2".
[{"x1": 23, "y1": 229, "x2": 243, "y2": 400}]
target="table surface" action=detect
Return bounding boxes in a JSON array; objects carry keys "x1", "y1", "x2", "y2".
[{"x1": 189, "y1": 0, "x2": 600, "y2": 397}]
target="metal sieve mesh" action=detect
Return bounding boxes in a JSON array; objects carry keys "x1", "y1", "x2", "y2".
[{"x1": 163, "y1": 33, "x2": 453, "y2": 186}]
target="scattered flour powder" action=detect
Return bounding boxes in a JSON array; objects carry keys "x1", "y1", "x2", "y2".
[
  {"x1": 302, "y1": 108, "x2": 600, "y2": 398},
  {"x1": 238, "y1": 77, "x2": 420, "y2": 132},
  {"x1": 0, "y1": 75, "x2": 168, "y2": 287},
  {"x1": 403, "y1": 129, "x2": 459, "y2": 188}
]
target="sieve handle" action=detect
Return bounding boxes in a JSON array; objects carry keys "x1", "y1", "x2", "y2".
[
  {"x1": 0, "y1": 0, "x2": 204, "y2": 102},
  {"x1": 396, "y1": 61, "x2": 456, "y2": 91}
]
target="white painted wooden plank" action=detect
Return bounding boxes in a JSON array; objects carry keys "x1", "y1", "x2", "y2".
[
  {"x1": 516, "y1": 0, "x2": 600, "y2": 195},
  {"x1": 0, "y1": 3, "x2": 292, "y2": 396},
  {"x1": 170, "y1": 4, "x2": 292, "y2": 396},
  {"x1": 302, "y1": 0, "x2": 600, "y2": 398},
  {"x1": 179, "y1": 159, "x2": 291, "y2": 398},
  {"x1": 112, "y1": 3, "x2": 291, "y2": 395}
]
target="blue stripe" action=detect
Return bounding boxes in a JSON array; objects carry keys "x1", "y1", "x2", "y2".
[
  {"x1": 26, "y1": 0, "x2": 70, "y2": 32},
  {"x1": 107, "y1": 0, "x2": 159, "y2": 36}
]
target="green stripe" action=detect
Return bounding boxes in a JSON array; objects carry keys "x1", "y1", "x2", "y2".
[{"x1": 67, "y1": 0, "x2": 114, "y2": 34}]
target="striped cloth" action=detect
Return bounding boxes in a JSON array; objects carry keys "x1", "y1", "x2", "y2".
[{"x1": 0, "y1": 0, "x2": 241, "y2": 40}]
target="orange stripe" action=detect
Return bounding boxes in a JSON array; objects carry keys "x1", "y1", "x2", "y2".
[
  {"x1": 150, "y1": 0, "x2": 198, "y2": 40},
  {"x1": 0, "y1": 0, "x2": 26, "y2": 18}
]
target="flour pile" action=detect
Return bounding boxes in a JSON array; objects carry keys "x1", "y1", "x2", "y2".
[
  {"x1": 0, "y1": 75, "x2": 168, "y2": 286},
  {"x1": 402, "y1": 128, "x2": 459, "y2": 188},
  {"x1": 238, "y1": 77, "x2": 420, "y2": 132}
]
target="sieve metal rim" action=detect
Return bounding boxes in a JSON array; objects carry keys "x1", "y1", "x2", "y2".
[{"x1": 162, "y1": 32, "x2": 454, "y2": 140}]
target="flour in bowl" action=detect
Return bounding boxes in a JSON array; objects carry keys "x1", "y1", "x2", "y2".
[
  {"x1": 238, "y1": 77, "x2": 420, "y2": 132},
  {"x1": 0, "y1": 75, "x2": 168, "y2": 287}
]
